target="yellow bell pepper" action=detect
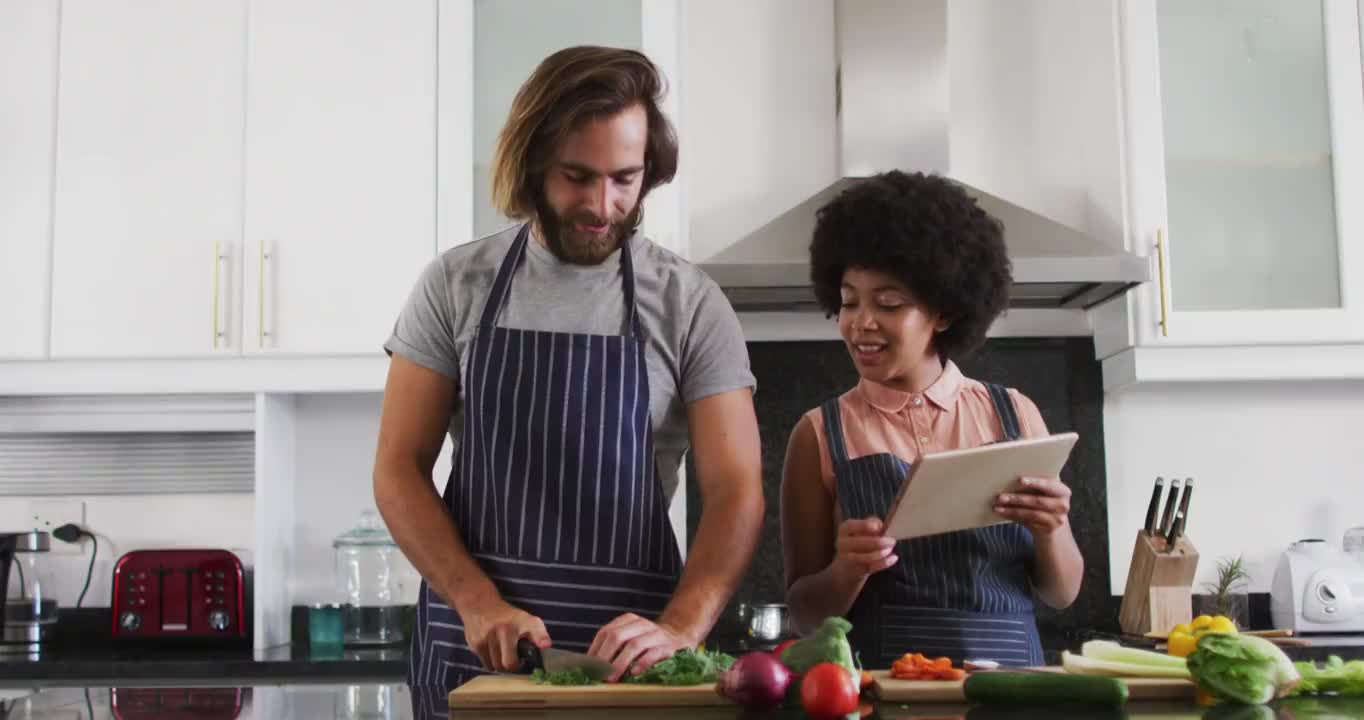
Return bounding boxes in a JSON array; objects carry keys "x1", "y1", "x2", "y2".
[
  {"x1": 1190, "y1": 615, "x2": 1214, "y2": 631},
  {"x1": 1167, "y1": 630, "x2": 1198, "y2": 657},
  {"x1": 1206, "y1": 616, "x2": 1238, "y2": 635}
]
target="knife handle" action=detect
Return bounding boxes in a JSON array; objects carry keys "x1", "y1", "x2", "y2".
[
  {"x1": 1143, "y1": 477, "x2": 1165, "y2": 535},
  {"x1": 1165, "y1": 510, "x2": 1185, "y2": 552},
  {"x1": 1158, "y1": 479, "x2": 1182, "y2": 535},
  {"x1": 517, "y1": 637, "x2": 543, "y2": 673}
]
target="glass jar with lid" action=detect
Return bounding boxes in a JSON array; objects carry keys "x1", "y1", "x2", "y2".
[{"x1": 333, "y1": 511, "x2": 414, "y2": 646}]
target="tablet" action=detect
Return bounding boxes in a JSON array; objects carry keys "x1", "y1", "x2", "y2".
[{"x1": 882, "y1": 432, "x2": 1079, "y2": 540}]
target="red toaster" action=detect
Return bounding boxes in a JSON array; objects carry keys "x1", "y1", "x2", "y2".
[{"x1": 111, "y1": 549, "x2": 247, "y2": 641}]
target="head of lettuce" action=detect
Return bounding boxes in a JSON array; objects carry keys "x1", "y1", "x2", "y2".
[{"x1": 1188, "y1": 633, "x2": 1301, "y2": 704}]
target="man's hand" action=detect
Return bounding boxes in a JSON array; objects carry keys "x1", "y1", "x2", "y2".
[
  {"x1": 588, "y1": 613, "x2": 693, "y2": 682},
  {"x1": 994, "y1": 475, "x2": 1072, "y2": 537},
  {"x1": 461, "y1": 598, "x2": 551, "y2": 672}
]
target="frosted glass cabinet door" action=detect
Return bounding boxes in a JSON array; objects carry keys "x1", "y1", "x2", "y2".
[
  {"x1": 449, "y1": 0, "x2": 683, "y2": 255},
  {"x1": 1160, "y1": 0, "x2": 1338, "y2": 311},
  {"x1": 471, "y1": 0, "x2": 643, "y2": 239},
  {"x1": 1124, "y1": 0, "x2": 1364, "y2": 344}
]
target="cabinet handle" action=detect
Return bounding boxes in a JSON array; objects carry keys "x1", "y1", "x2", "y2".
[
  {"x1": 1155, "y1": 228, "x2": 1170, "y2": 338},
  {"x1": 258, "y1": 240, "x2": 272, "y2": 349},
  {"x1": 212, "y1": 241, "x2": 227, "y2": 349}
]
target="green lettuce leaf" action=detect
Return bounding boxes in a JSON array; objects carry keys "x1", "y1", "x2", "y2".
[
  {"x1": 1291, "y1": 655, "x2": 1364, "y2": 697},
  {"x1": 1187, "y1": 634, "x2": 1300, "y2": 705}
]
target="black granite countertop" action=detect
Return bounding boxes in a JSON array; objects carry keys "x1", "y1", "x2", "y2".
[
  {"x1": 4, "y1": 683, "x2": 1364, "y2": 720},
  {"x1": 5, "y1": 608, "x2": 1363, "y2": 687}
]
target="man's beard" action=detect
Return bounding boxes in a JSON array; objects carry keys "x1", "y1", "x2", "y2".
[{"x1": 535, "y1": 197, "x2": 642, "y2": 266}]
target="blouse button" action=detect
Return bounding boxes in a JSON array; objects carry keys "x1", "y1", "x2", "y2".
[
  {"x1": 919, "y1": 436, "x2": 930, "y2": 445},
  {"x1": 911, "y1": 395, "x2": 924, "y2": 407}
]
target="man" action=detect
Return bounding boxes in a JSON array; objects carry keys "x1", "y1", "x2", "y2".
[{"x1": 373, "y1": 46, "x2": 764, "y2": 703}]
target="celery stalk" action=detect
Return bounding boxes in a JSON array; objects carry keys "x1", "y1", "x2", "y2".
[
  {"x1": 1082, "y1": 640, "x2": 1191, "y2": 672},
  {"x1": 1062, "y1": 650, "x2": 1192, "y2": 679}
]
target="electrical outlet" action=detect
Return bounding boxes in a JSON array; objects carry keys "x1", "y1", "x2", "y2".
[{"x1": 23, "y1": 500, "x2": 86, "y2": 555}]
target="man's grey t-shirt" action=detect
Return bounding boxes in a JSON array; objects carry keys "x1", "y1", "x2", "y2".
[{"x1": 384, "y1": 224, "x2": 756, "y2": 506}]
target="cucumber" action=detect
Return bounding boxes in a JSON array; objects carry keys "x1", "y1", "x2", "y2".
[{"x1": 963, "y1": 672, "x2": 1129, "y2": 707}]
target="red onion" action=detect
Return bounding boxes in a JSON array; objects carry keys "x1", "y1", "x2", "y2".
[{"x1": 716, "y1": 651, "x2": 793, "y2": 711}]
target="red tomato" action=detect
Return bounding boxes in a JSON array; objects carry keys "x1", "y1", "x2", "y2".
[
  {"x1": 799, "y1": 663, "x2": 860, "y2": 719},
  {"x1": 772, "y1": 639, "x2": 798, "y2": 658}
]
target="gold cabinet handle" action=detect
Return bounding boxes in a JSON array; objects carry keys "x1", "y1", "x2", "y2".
[
  {"x1": 1155, "y1": 229, "x2": 1170, "y2": 338},
  {"x1": 258, "y1": 240, "x2": 271, "y2": 349},
  {"x1": 212, "y1": 241, "x2": 227, "y2": 349}
]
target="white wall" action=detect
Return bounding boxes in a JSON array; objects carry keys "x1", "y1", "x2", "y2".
[
  {"x1": 0, "y1": 494, "x2": 252, "y2": 609},
  {"x1": 948, "y1": 0, "x2": 1127, "y2": 248},
  {"x1": 682, "y1": 0, "x2": 837, "y2": 262},
  {"x1": 1104, "y1": 381, "x2": 1364, "y2": 595},
  {"x1": 287, "y1": 393, "x2": 411, "y2": 605}
]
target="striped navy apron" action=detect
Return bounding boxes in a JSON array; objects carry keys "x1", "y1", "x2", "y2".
[
  {"x1": 407, "y1": 224, "x2": 682, "y2": 717},
  {"x1": 823, "y1": 383, "x2": 1045, "y2": 668}
]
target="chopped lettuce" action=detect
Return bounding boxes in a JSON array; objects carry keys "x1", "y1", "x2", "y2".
[
  {"x1": 531, "y1": 667, "x2": 600, "y2": 686},
  {"x1": 623, "y1": 648, "x2": 735, "y2": 686},
  {"x1": 1186, "y1": 633, "x2": 1300, "y2": 705},
  {"x1": 1291, "y1": 655, "x2": 1364, "y2": 697}
]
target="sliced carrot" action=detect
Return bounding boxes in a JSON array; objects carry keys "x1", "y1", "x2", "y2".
[{"x1": 937, "y1": 668, "x2": 966, "y2": 681}]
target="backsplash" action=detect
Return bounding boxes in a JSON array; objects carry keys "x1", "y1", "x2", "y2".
[{"x1": 687, "y1": 337, "x2": 1114, "y2": 640}]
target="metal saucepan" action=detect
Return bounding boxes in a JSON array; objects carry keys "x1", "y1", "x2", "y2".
[{"x1": 736, "y1": 602, "x2": 790, "y2": 642}]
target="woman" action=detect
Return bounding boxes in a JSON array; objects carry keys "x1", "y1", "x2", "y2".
[{"x1": 781, "y1": 171, "x2": 1084, "y2": 668}]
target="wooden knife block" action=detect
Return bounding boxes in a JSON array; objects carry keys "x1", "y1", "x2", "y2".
[{"x1": 1119, "y1": 530, "x2": 1199, "y2": 636}]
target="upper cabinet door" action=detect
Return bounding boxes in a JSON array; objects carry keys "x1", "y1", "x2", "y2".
[
  {"x1": 50, "y1": 0, "x2": 246, "y2": 358},
  {"x1": 243, "y1": 0, "x2": 437, "y2": 355},
  {"x1": 446, "y1": 0, "x2": 683, "y2": 254},
  {"x1": 0, "y1": 0, "x2": 60, "y2": 359},
  {"x1": 1122, "y1": 0, "x2": 1364, "y2": 345}
]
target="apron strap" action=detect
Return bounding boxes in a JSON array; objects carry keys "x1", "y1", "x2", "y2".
[
  {"x1": 618, "y1": 231, "x2": 642, "y2": 338},
  {"x1": 478, "y1": 224, "x2": 531, "y2": 327},
  {"x1": 985, "y1": 383, "x2": 1021, "y2": 442},
  {"x1": 477, "y1": 223, "x2": 642, "y2": 337},
  {"x1": 819, "y1": 398, "x2": 851, "y2": 467}
]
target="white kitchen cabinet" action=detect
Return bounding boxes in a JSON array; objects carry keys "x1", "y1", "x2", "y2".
[
  {"x1": 0, "y1": 0, "x2": 60, "y2": 359},
  {"x1": 440, "y1": 0, "x2": 684, "y2": 255},
  {"x1": 243, "y1": 0, "x2": 437, "y2": 356},
  {"x1": 49, "y1": 0, "x2": 246, "y2": 358},
  {"x1": 1117, "y1": 0, "x2": 1364, "y2": 348}
]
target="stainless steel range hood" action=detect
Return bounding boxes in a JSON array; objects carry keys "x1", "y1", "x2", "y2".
[{"x1": 699, "y1": 0, "x2": 1148, "y2": 313}]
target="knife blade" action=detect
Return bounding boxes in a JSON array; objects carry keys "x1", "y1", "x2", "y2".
[
  {"x1": 1143, "y1": 477, "x2": 1165, "y2": 535},
  {"x1": 1157, "y1": 478, "x2": 1182, "y2": 537},
  {"x1": 517, "y1": 638, "x2": 615, "y2": 681}
]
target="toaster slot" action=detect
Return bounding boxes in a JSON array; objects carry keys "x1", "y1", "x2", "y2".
[{"x1": 158, "y1": 568, "x2": 193, "y2": 632}]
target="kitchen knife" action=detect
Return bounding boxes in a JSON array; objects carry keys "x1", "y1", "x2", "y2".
[
  {"x1": 1175, "y1": 477, "x2": 1193, "y2": 535},
  {"x1": 1165, "y1": 510, "x2": 1185, "y2": 551},
  {"x1": 1157, "y1": 478, "x2": 1182, "y2": 538},
  {"x1": 517, "y1": 638, "x2": 615, "y2": 681},
  {"x1": 1143, "y1": 477, "x2": 1165, "y2": 535}
]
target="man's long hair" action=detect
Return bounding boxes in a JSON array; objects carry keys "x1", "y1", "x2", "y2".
[{"x1": 490, "y1": 46, "x2": 679, "y2": 221}]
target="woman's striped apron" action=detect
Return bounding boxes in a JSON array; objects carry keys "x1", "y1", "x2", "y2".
[
  {"x1": 407, "y1": 224, "x2": 682, "y2": 717},
  {"x1": 822, "y1": 383, "x2": 1045, "y2": 668}
]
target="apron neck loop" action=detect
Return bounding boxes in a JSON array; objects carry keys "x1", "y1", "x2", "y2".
[{"x1": 478, "y1": 223, "x2": 642, "y2": 338}]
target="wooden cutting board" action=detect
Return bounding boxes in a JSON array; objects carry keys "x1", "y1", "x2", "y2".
[
  {"x1": 872, "y1": 668, "x2": 1197, "y2": 703},
  {"x1": 449, "y1": 675, "x2": 730, "y2": 709}
]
